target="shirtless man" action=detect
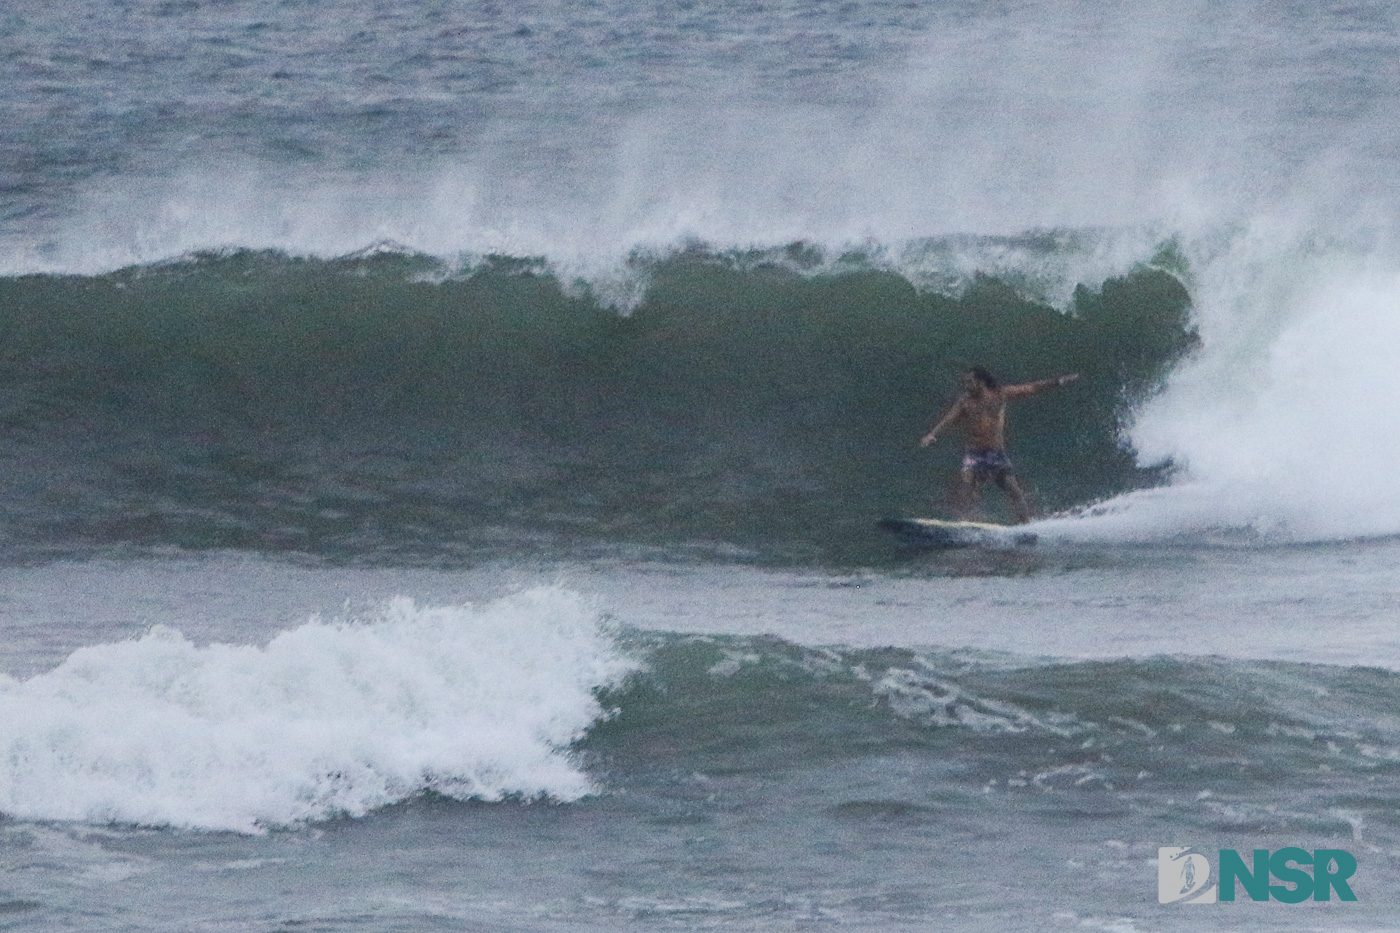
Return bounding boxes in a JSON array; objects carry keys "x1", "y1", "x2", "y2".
[{"x1": 919, "y1": 367, "x2": 1079, "y2": 524}]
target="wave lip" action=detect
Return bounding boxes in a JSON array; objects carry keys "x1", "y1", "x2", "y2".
[{"x1": 0, "y1": 588, "x2": 633, "y2": 833}]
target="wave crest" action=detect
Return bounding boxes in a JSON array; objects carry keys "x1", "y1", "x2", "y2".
[{"x1": 0, "y1": 588, "x2": 633, "y2": 832}]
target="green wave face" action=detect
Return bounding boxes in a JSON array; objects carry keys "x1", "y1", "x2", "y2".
[{"x1": 0, "y1": 244, "x2": 1194, "y2": 564}]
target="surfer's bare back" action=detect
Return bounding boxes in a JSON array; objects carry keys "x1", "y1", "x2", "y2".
[{"x1": 919, "y1": 367, "x2": 1079, "y2": 524}]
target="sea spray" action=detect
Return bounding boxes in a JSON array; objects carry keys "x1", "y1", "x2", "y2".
[{"x1": 0, "y1": 587, "x2": 634, "y2": 832}]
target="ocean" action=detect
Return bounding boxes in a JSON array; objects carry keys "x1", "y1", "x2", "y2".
[{"x1": 2, "y1": 0, "x2": 1399, "y2": 929}]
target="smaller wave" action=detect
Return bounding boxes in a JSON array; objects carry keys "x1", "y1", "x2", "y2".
[
  {"x1": 588, "y1": 634, "x2": 1400, "y2": 811},
  {"x1": 0, "y1": 588, "x2": 634, "y2": 833}
]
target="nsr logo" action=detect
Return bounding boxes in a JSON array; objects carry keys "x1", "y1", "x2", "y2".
[{"x1": 1159, "y1": 847, "x2": 1358, "y2": 904}]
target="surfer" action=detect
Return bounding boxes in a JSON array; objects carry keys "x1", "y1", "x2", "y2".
[{"x1": 919, "y1": 367, "x2": 1079, "y2": 523}]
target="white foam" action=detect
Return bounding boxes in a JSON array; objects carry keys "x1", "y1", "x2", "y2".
[
  {"x1": 1039, "y1": 226, "x2": 1400, "y2": 544},
  {"x1": 0, "y1": 587, "x2": 633, "y2": 833}
]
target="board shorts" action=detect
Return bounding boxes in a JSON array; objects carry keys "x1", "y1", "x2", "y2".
[{"x1": 962, "y1": 448, "x2": 1012, "y2": 478}]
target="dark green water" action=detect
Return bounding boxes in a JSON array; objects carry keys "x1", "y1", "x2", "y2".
[{"x1": 0, "y1": 243, "x2": 1193, "y2": 564}]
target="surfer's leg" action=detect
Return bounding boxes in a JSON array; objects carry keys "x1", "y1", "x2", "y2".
[
  {"x1": 996, "y1": 472, "x2": 1031, "y2": 524},
  {"x1": 952, "y1": 469, "x2": 980, "y2": 520}
]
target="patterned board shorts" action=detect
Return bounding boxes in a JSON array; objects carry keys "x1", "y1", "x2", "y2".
[{"x1": 962, "y1": 448, "x2": 1013, "y2": 477}]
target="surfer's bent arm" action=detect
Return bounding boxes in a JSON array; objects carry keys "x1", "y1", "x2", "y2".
[
  {"x1": 1002, "y1": 373, "x2": 1080, "y2": 399},
  {"x1": 920, "y1": 398, "x2": 965, "y2": 447}
]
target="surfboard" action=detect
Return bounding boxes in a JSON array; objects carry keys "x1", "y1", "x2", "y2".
[{"x1": 877, "y1": 517, "x2": 1038, "y2": 549}]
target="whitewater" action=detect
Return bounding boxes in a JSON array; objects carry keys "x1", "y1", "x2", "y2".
[{"x1": 3, "y1": 0, "x2": 1400, "y2": 930}]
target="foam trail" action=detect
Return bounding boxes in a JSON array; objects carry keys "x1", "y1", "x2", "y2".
[{"x1": 0, "y1": 588, "x2": 634, "y2": 833}]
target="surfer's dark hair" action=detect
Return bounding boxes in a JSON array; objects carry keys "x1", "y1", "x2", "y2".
[{"x1": 969, "y1": 366, "x2": 1000, "y2": 389}]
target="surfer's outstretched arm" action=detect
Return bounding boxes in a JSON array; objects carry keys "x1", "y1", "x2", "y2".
[
  {"x1": 920, "y1": 398, "x2": 966, "y2": 446},
  {"x1": 1003, "y1": 372, "x2": 1079, "y2": 399}
]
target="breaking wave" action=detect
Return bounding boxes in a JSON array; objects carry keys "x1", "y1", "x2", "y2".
[{"x1": 0, "y1": 588, "x2": 633, "y2": 832}]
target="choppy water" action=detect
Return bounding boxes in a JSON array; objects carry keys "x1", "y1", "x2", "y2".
[
  {"x1": 1, "y1": 552, "x2": 1398, "y2": 931},
  {"x1": 3, "y1": 0, "x2": 1400, "y2": 930}
]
